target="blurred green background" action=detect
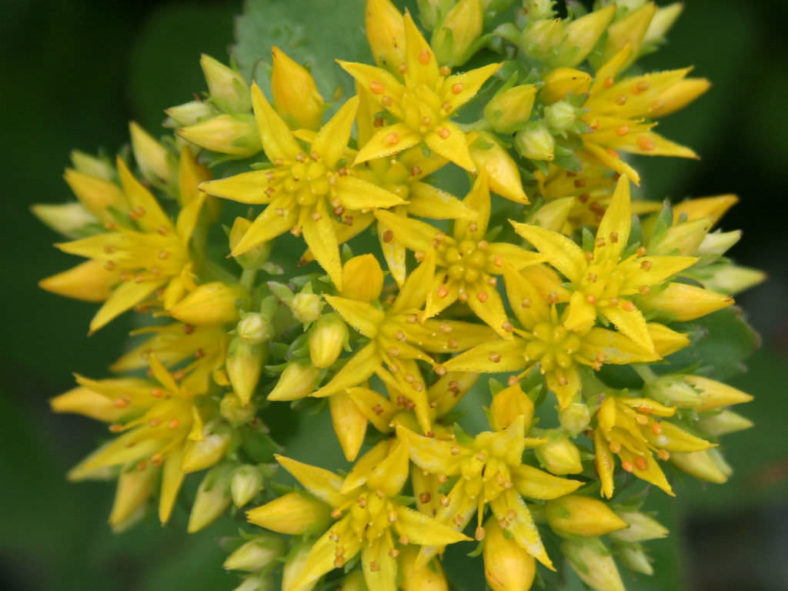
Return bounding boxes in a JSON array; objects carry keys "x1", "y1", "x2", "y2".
[{"x1": 1, "y1": 0, "x2": 786, "y2": 589}]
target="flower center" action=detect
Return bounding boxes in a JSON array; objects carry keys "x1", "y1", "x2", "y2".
[{"x1": 525, "y1": 321, "x2": 582, "y2": 372}]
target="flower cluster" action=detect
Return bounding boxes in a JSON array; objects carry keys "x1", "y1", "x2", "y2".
[{"x1": 37, "y1": 1, "x2": 763, "y2": 590}]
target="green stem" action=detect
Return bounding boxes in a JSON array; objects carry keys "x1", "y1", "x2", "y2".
[
  {"x1": 240, "y1": 268, "x2": 258, "y2": 293},
  {"x1": 632, "y1": 364, "x2": 658, "y2": 383}
]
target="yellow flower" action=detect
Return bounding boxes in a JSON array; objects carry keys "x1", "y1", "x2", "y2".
[
  {"x1": 46, "y1": 154, "x2": 206, "y2": 333},
  {"x1": 250, "y1": 442, "x2": 469, "y2": 591},
  {"x1": 513, "y1": 176, "x2": 697, "y2": 352},
  {"x1": 443, "y1": 264, "x2": 663, "y2": 408},
  {"x1": 541, "y1": 46, "x2": 709, "y2": 184},
  {"x1": 593, "y1": 394, "x2": 714, "y2": 498},
  {"x1": 377, "y1": 175, "x2": 543, "y2": 336},
  {"x1": 200, "y1": 87, "x2": 405, "y2": 289},
  {"x1": 53, "y1": 356, "x2": 219, "y2": 524},
  {"x1": 398, "y1": 413, "x2": 582, "y2": 570},
  {"x1": 340, "y1": 11, "x2": 500, "y2": 171},
  {"x1": 313, "y1": 253, "x2": 494, "y2": 431}
]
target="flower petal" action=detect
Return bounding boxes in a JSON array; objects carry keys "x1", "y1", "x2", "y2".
[
  {"x1": 354, "y1": 123, "x2": 422, "y2": 165},
  {"x1": 324, "y1": 295, "x2": 383, "y2": 338},
  {"x1": 200, "y1": 170, "x2": 276, "y2": 204},
  {"x1": 396, "y1": 506, "x2": 471, "y2": 545},
  {"x1": 231, "y1": 197, "x2": 297, "y2": 256},
  {"x1": 275, "y1": 454, "x2": 346, "y2": 507},
  {"x1": 443, "y1": 63, "x2": 502, "y2": 112},
  {"x1": 511, "y1": 221, "x2": 586, "y2": 283},
  {"x1": 425, "y1": 123, "x2": 476, "y2": 172},
  {"x1": 375, "y1": 209, "x2": 439, "y2": 253},
  {"x1": 312, "y1": 96, "x2": 358, "y2": 168},
  {"x1": 251, "y1": 83, "x2": 303, "y2": 161},
  {"x1": 362, "y1": 535, "x2": 398, "y2": 591},
  {"x1": 313, "y1": 343, "x2": 381, "y2": 398},
  {"x1": 407, "y1": 182, "x2": 474, "y2": 219},
  {"x1": 302, "y1": 201, "x2": 343, "y2": 289},
  {"x1": 600, "y1": 304, "x2": 654, "y2": 352},
  {"x1": 491, "y1": 489, "x2": 553, "y2": 570},
  {"x1": 512, "y1": 465, "x2": 583, "y2": 500},
  {"x1": 443, "y1": 338, "x2": 526, "y2": 373},
  {"x1": 90, "y1": 279, "x2": 164, "y2": 333}
]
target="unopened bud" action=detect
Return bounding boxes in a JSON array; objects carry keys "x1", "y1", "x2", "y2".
[
  {"x1": 671, "y1": 448, "x2": 732, "y2": 484},
  {"x1": 484, "y1": 84, "x2": 537, "y2": 134},
  {"x1": 178, "y1": 114, "x2": 262, "y2": 157},
  {"x1": 562, "y1": 538, "x2": 626, "y2": 591},
  {"x1": 546, "y1": 495, "x2": 628, "y2": 537},
  {"x1": 540, "y1": 67, "x2": 592, "y2": 103},
  {"x1": 182, "y1": 421, "x2": 233, "y2": 473},
  {"x1": 233, "y1": 574, "x2": 273, "y2": 591},
  {"x1": 129, "y1": 122, "x2": 173, "y2": 185},
  {"x1": 200, "y1": 54, "x2": 251, "y2": 113},
  {"x1": 597, "y1": 3, "x2": 657, "y2": 70},
  {"x1": 643, "y1": 375, "x2": 700, "y2": 408},
  {"x1": 418, "y1": 0, "x2": 456, "y2": 31},
  {"x1": 703, "y1": 265, "x2": 766, "y2": 296},
  {"x1": 168, "y1": 282, "x2": 244, "y2": 325},
  {"x1": 490, "y1": 382, "x2": 534, "y2": 432},
  {"x1": 558, "y1": 5, "x2": 616, "y2": 67},
  {"x1": 643, "y1": 3, "x2": 683, "y2": 45},
  {"x1": 559, "y1": 402, "x2": 591, "y2": 436},
  {"x1": 685, "y1": 375, "x2": 753, "y2": 412},
  {"x1": 330, "y1": 392, "x2": 367, "y2": 462},
  {"x1": 521, "y1": 18, "x2": 563, "y2": 60},
  {"x1": 166, "y1": 100, "x2": 213, "y2": 126},
  {"x1": 231, "y1": 465, "x2": 265, "y2": 508},
  {"x1": 224, "y1": 535, "x2": 284, "y2": 572},
  {"x1": 432, "y1": 0, "x2": 484, "y2": 66},
  {"x1": 609, "y1": 511, "x2": 669, "y2": 543},
  {"x1": 639, "y1": 282, "x2": 733, "y2": 322},
  {"x1": 238, "y1": 312, "x2": 273, "y2": 345},
  {"x1": 341, "y1": 254, "x2": 384, "y2": 301},
  {"x1": 544, "y1": 100, "x2": 577, "y2": 132},
  {"x1": 483, "y1": 518, "x2": 536, "y2": 591},
  {"x1": 271, "y1": 47, "x2": 325, "y2": 130},
  {"x1": 282, "y1": 544, "x2": 312, "y2": 591},
  {"x1": 469, "y1": 132, "x2": 529, "y2": 203},
  {"x1": 247, "y1": 491, "x2": 331, "y2": 535},
  {"x1": 221, "y1": 392, "x2": 257, "y2": 425},
  {"x1": 267, "y1": 362, "x2": 320, "y2": 401},
  {"x1": 227, "y1": 338, "x2": 266, "y2": 406},
  {"x1": 109, "y1": 462, "x2": 157, "y2": 530},
  {"x1": 230, "y1": 217, "x2": 272, "y2": 269},
  {"x1": 697, "y1": 230, "x2": 741, "y2": 256},
  {"x1": 188, "y1": 464, "x2": 234, "y2": 533},
  {"x1": 616, "y1": 544, "x2": 653, "y2": 575},
  {"x1": 366, "y1": 0, "x2": 406, "y2": 71},
  {"x1": 400, "y1": 545, "x2": 449, "y2": 590},
  {"x1": 292, "y1": 292, "x2": 322, "y2": 323},
  {"x1": 31, "y1": 203, "x2": 98, "y2": 238},
  {"x1": 309, "y1": 313, "x2": 348, "y2": 369},
  {"x1": 697, "y1": 410, "x2": 753, "y2": 437},
  {"x1": 673, "y1": 195, "x2": 737, "y2": 226},
  {"x1": 652, "y1": 218, "x2": 710, "y2": 256},
  {"x1": 535, "y1": 433, "x2": 583, "y2": 475},
  {"x1": 70, "y1": 150, "x2": 114, "y2": 180},
  {"x1": 515, "y1": 122, "x2": 555, "y2": 161},
  {"x1": 650, "y1": 78, "x2": 711, "y2": 118},
  {"x1": 531, "y1": 197, "x2": 574, "y2": 233},
  {"x1": 523, "y1": 0, "x2": 555, "y2": 20}
]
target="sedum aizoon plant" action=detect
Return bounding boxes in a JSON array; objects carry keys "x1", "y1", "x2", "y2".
[{"x1": 36, "y1": 1, "x2": 764, "y2": 589}]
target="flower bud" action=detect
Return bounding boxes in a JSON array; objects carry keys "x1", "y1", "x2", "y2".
[
  {"x1": 483, "y1": 84, "x2": 537, "y2": 134},
  {"x1": 643, "y1": 375, "x2": 700, "y2": 408},
  {"x1": 649, "y1": 78, "x2": 711, "y2": 118},
  {"x1": 188, "y1": 464, "x2": 234, "y2": 533},
  {"x1": 309, "y1": 313, "x2": 348, "y2": 368},
  {"x1": 341, "y1": 254, "x2": 384, "y2": 301},
  {"x1": 70, "y1": 150, "x2": 114, "y2": 180},
  {"x1": 523, "y1": 0, "x2": 554, "y2": 20},
  {"x1": 231, "y1": 464, "x2": 265, "y2": 508},
  {"x1": 609, "y1": 511, "x2": 668, "y2": 543},
  {"x1": 182, "y1": 421, "x2": 233, "y2": 473},
  {"x1": 418, "y1": 0, "x2": 456, "y2": 31},
  {"x1": 238, "y1": 312, "x2": 274, "y2": 345},
  {"x1": 109, "y1": 462, "x2": 157, "y2": 530},
  {"x1": 697, "y1": 230, "x2": 741, "y2": 256},
  {"x1": 292, "y1": 292, "x2": 322, "y2": 323},
  {"x1": 221, "y1": 393, "x2": 257, "y2": 425},
  {"x1": 432, "y1": 0, "x2": 484, "y2": 66},
  {"x1": 282, "y1": 543, "x2": 312, "y2": 591},
  {"x1": 703, "y1": 265, "x2": 766, "y2": 296},
  {"x1": 515, "y1": 122, "x2": 555, "y2": 161},
  {"x1": 200, "y1": 54, "x2": 251, "y2": 113},
  {"x1": 672, "y1": 195, "x2": 737, "y2": 226},
  {"x1": 639, "y1": 282, "x2": 733, "y2": 322},
  {"x1": 63, "y1": 167, "x2": 126, "y2": 218},
  {"x1": 697, "y1": 410, "x2": 753, "y2": 437},
  {"x1": 544, "y1": 100, "x2": 577, "y2": 132},
  {"x1": 366, "y1": 0, "x2": 406, "y2": 71},
  {"x1": 166, "y1": 100, "x2": 213, "y2": 126},
  {"x1": 670, "y1": 448, "x2": 731, "y2": 484},
  {"x1": 178, "y1": 114, "x2": 262, "y2": 157},
  {"x1": 559, "y1": 402, "x2": 591, "y2": 436},
  {"x1": 616, "y1": 544, "x2": 653, "y2": 575},
  {"x1": 227, "y1": 337, "x2": 267, "y2": 406},
  {"x1": 546, "y1": 495, "x2": 628, "y2": 537},
  {"x1": 224, "y1": 535, "x2": 284, "y2": 572},
  {"x1": 230, "y1": 217, "x2": 273, "y2": 269},
  {"x1": 535, "y1": 433, "x2": 583, "y2": 475},
  {"x1": 521, "y1": 19, "x2": 563, "y2": 60},
  {"x1": 233, "y1": 574, "x2": 273, "y2": 591},
  {"x1": 651, "y1": 218, "x2": 710, "y2": 256},
  {"x1": 39, "y1": 260, "x2": 117, "y2": 303},
  {"x1": 267, "y1": 362, "x2": 320, "y2": 401},
  {"x1": 597, "y1": 3, "x2": 657, "y2": 70},
  {"x1": 483, "y1": 518, "x2": 536, "y2": 591},
  {"x1": 562, "y1": 538, "x2": 626, "y2": 591},
  {"x1": 330, "y1": 392, "x2": 367, "y2": 462},
  {"x1": 643, "y1": 2, "x2": 683, "y2": 45},
  {"x1": 540, "y1": 68, "x2": 591, "y2": 104},
  {"x1": 129, "y1": 122, "x2": 173, "y2": 185},
  {"x1": 558, "y1": 5, "x2": 616, "y2": 67},
  {"x1": 247, "y1": 491, "x2": 330, "y2": 535},
  {"x1": 530, "y1": 197, "x2": 574, "y2": 233},
  {"x1": 684, "y1": 375, "x2": 753, "y2": 411},
  {"x1": 168, "y1": 282, "x2": 244, "y2": 325},
  {"x1": 31, "y1": 203, "x2": 97, "y2": 238},
  {"x1": 468, "y1": 132, "x2": 529, "y2": 203},
  {"x1": 271, "y1": 46, "x2": 325, "y2": 130},
  {"x1": 490, "y1": 382, "x2": 534, "y2": 432},
  {"x1": 401, "y1": 547, "x2": 449, "y2": 590}
]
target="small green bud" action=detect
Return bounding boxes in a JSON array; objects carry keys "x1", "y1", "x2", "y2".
[
  {"x1": 544, "y1": 100, "x2": 578, "y2": 132},
  {"x1": 483, "y1": 84, "x2": 537, "y2": 134},
  {"x1": 31, "y1": 203, "x2": 98, "y2": 238},
  {"x1": 267, "y1": 362, "x2": 320, "y2": 401},
  {"x1": 129, "y1": 121, "x2": 173, "y2": 185},
  {"x1": 308, "y1": 313, "x2": 348, "y2": 368},
  {"x1": 702, "y1": 265, "x2": 766, "y2": 295},
  {"x1": 181, "y1": 421, "x2": 233, "y2": 473},
  {"x1": 671, "y1": 448, "x2": 732, "y2": 484},
  {"x1": 697, "y1": 410, "x2": 753, "y2": 437},
  {"x1": 70, "y1": 150, "x2": 114, "y2": 180},
  {"x1": 292, "y1": 292, "x2": 322, "y2": 323},
  {"x1": 523, "y1": 0, "x2": 555, "y2": 20},
  {"x1": 432, "y1": 0, "x2": 484, "y2": 66},
  {"x1": 521, "y1": 18, "x2": 563, "y2": 60},
  {"x1": 200, "y1": 54, "x2": 251, "y2": 113},
  {"x1": 697, "y1": 230, "x2": 741, "y2": 256},
  {"x1": 224, "y1": 535, "x2": 285, "y2": 572},
  {"x1": 221, "y1": 392, "x2": 257, "y2": 425},
  {"x1": 559, "y1": 401, "x2": 591, "y2": 436},
  {"x1": 188, "y1": 464, "x2": 234, "y2": 533},
  {"x1": 418, "y1": 0, "x2": 456, "y2": 31},
  {"x1": 562, "y1": 538, "x2": 626, "y2": 591},
  {"x1": 231, "y1": 464, "x2": 265, "y2": 507},
  {"x1": 643, "y1": 3, "x2": 683, "y2": 46},
  {"x1": 616, "y1": 544, "x2": 653, "y2": 575},
  {"x1": 643, "y1": 375, "x2": 700, "y2": 408},
  {"x1": 535, "y1": 433, "x2": 583, "y2": 475},
  {"x1": 515, "y1": 122, "x2": 555, "y2": 161},
  {"x1": 238, "y1": 312, "x2": 274, "y2": 345},
  {"x1": 609, "y1": 511, "x2": 669, "y2": 543},
  {"x1": 178, "y1": 114, "x2": 262, "y2": 157},
  {"x1": 233, "y1": 574, "x2": 274, "y2": 591},
  {"x1": 227, "y1": 337, "x2": 266, "y2": 406},
  {"x1": 165, "y1": 100, "x2": 214, "y2": 126}
]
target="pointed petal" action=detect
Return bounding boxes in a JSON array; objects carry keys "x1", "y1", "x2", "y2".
[
  {"x1": 336, "y1": 175, "x2": 407, "y2": 209},
  {"x1": 175, "y1": 192, "x2": 205, "y2": 243},
  {"x1": 443, "y1": 63, "x2": 502, "y2": 112},
  {"x1": 313, "y1": 343, "x2": 381, "y2": 398},
  {"x1": 623, "y1": 255, "x2": 698, "y2": 290},
  {"x1": 355, "y1": 123, "x2": 422, "y2": 165},
  {"x1": 275, "y1": 454, "x2": 346, "y2": 506},
  {"x1": 251, "y1": 83, "x2": 302, "y2": 161},
  {"x1": 600, "y1": 304, "x2": 654, "y2": 352},
  {"x1": 648, "y1": 322, "x2": 690, "y2": 357},
  {"x1": 594, "y1": 431, "x2": 616, "y2": 498},
  {"x1": 491, "y1": 489, "x2": 553, "y2": 570},
  {"x1": 454, "y1": 174, "x2": 490, "y2": 240},
  {"x1": 511, "y1": 221, "x2": 586, "y2": 282},
  {"x1": 397, "y1": 424, "x2": 462, "y2": 475},
  {"x1": 312, "y1": 96, "x2": 358, "y2": 168},
  {"x1": 403, "y1": 12, "x2": 439, "y2": 87},
  {"x1": 502, "y1": 264, "x2": 549, "y2": 330},
  {"x1": 342, "y1": 440, "x2": 391, "y2": 493},
  {"x1": 563, "y1": 290, "x2": 597, "y2": 333},
  {"x1": 639, "y1": 282, "x2": 734, "y2": 321},
  {"x1": 159, "y1": 446, "x2": 186, "y2": 524},
  {"x1": 512, "y1": 465, "x2": 583, "y2": 500},
  {"x1": 647, "y1": 422, "x2": 714, "y2": 453},
  {"x1": 375, "y1": 210, "x2": 438, "y2": 252},
  {"x1": 292, "y1": 521, "x2": 360, "y2": 591},
  {"x1": 396, "y1": 506, "x2": 471, "y2": 545},
  {"x1": 329, "y1": 393, "x2": 367, "y2": 462},
  {"x1": 116, "y1": 157, "x2": 173, "y2": 234},
  {"x1": 362, "y1": 536, "x2": 397, "y2": 591},
  {"x1": 391, "y1": 250, "x2": 435, "y2": 314},
  {"x1": 379, "y1": 221, "x2": 408, "y2": 286},
  {"x1": 485, "y1": 243, "x2": 544, "y2": 274},
  {"x1": 338, "y1": 60, "x2": 405, "y2": 118},
  {"x1": 302, "y1": 202, "x2": 343, "y2": 289},
  {"x1": 90, "y1": 279, "x2": 164, "y2": 333},
  {"x1": 582, "y1": 327, "x2": 659, "y2": 365},
  {"x1": 545, "y1": 366, "x2": 581, "y2": 409},
  {"x1": 200, "y1": 170, "x2": 274, "y2": 204},
  {"x1": 413, "y1": 319, "x2": 497, "y2": 353},
  {"x1": 425, "y1": 123, "x2": 475, "y2": 172},
  {"x1": 407, "y1": 182, "x2": 474, "y2": 219},
  {"x1": 583, "y1": 143, "x2": 640, "y2": 185},
  {"x1": 619, "y1": 448, "x2": 674, "y2": 496},
  {"x1": 595, "y1": 176, "x2": 631, "y2": 261},
  {"x1": 347, "y1": 387, "x2": 396, "y2": 433},
  {"x1": 39, "y1": 260, "x2": 117, "y2": 302},
  {"x1": 367, "y1": 438, "x2": 411, "y2": 496},
  {"x1": 443, "y1": 339, "x2": 526, "y2": 373},
  {"x1": 324, "y1": 295, "x2": 383, "y2": 338},
  {"x1": 232, "y1": 198, "x2": 297, "y2": 256},
  {"x1": 466, "y1": 283, "x2": 511, "y2": 338}
]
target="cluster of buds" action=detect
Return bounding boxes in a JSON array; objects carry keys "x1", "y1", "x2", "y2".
[{"x1": 37, "y1": 1, "x2": 761, "y2": 590}]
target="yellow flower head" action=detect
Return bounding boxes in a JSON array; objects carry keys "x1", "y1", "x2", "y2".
[{"x1": 340, "y1": 11, "x2": 500, "y2": 171}]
